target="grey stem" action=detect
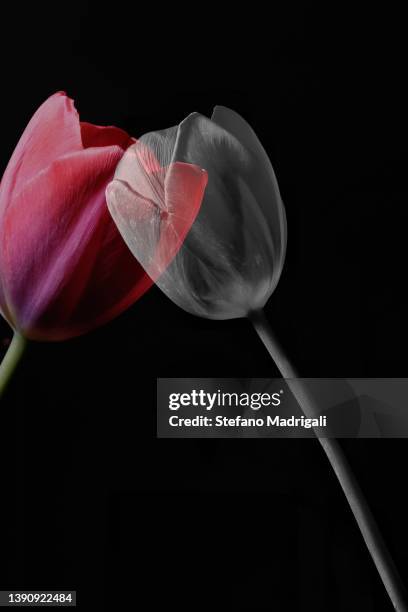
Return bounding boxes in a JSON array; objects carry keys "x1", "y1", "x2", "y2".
[{"x1": 249, "y1": 309, "x2": 408, "y2": 612}]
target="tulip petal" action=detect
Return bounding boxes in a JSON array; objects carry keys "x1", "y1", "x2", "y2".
[
  {"x1": 106, "y1": 161, "x2": 208, "y2": 282},
  {"x1": 80, "y1": 122, "x2": 134, "y2": 150},
  {"x1": 0, "y1": 93, "x2": 82, "y2": 211},
  {"x1": 211, "y1": 106, "x2": 273, "y2": 168},
  {"x1": 0, "y1": 146, "x2": 152, "y2": 340},
  {"x1": 112, "y1": 143, "x2": 165, "y2": 210},
  {"x1": 138, "y1": 125, "x2": 179, "y2": 168},
  {"x1": 175, "y1": 111, "x2": 285, "y2": 249},
  {"x1": 211, "y1": 105, "x2": 287, "y2": 267},
  {"x1": 172, "y1": 112, "x2": 286, "y2": 307},
  {"x1": 171, "y1": 113, "x2": 248, "y2": 251}
]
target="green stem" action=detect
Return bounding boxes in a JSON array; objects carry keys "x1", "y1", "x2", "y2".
[
  {"x1": 249, "y1": 309, "x2": 408, "y2": 612},
  {"x1": 0, "y1": 332, "x2": 27, "y2": 399}
]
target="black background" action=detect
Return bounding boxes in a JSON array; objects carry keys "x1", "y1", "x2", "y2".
[{"x1": 0, "y1": 3, "x2": 407, "y2": 610}]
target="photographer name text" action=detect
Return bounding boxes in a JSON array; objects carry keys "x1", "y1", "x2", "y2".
[{"x1": 168, "y1": 415, "x2": 327, "y2": 429}]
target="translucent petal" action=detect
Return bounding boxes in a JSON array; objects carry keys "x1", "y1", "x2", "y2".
[
  {"x1": 164, "y1": 112, "x2": 286, "y2": 317},
  {"x1": 211, "y1": 105, "x2": 286, "y2": 267},
  {"x1": 107, "y1": 156, "x2": 208, "y2": 282}
]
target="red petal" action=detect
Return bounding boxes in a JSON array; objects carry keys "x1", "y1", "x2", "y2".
[
  {"x1": 0, "y1": 93, "x2": 82, "y2": 210},
  {"x1": 80, "y1": 122, "x2": 134, "y2": 150},
  {"x1": 0, "y1": 146, "x2": 152, "y2": 340}
]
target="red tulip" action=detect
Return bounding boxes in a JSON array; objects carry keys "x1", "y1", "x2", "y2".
[{"x1": 0, "y1": 92, "x2": 153, "y2": 341}]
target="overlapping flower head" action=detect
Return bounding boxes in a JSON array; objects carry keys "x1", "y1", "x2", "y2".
[{"x1": 107, "y1": 106, "x2": 287, "y2": 320}]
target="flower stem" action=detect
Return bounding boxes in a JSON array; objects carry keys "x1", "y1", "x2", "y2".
[
  {"x1": 249, "y1": 308, "x2": 408, "y2": 611},
  {"x1": 0, "y1": 332, "x2": 27, "y2": 399}
]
